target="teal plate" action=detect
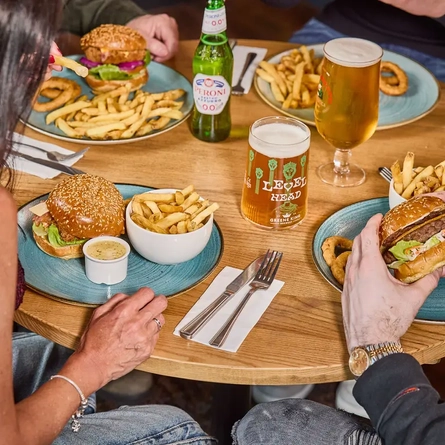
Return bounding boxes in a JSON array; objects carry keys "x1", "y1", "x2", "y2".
[
  {"x1": 18, "y1": 184, "x2": 223, "y2": 307},
  {"x1": 255, "y1": 44, "x2": 440, "y2": 130},
  {"x1": 312, "y1": 198, "x2": 445, "y2": 323},
  {"x1": 25, "y1": 56, "x2": 193, "y2": 145}
]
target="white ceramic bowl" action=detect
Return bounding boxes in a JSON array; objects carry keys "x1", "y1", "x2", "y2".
[
  {"x1": 389, "y1": 178, "x2": 407, "y2": 209},
  {"x1": 125, "y1": 189, "x2": 213, "y2": 265},
  {"x1": 83, "y1": 236, "x2": 131, "y2": 285}
]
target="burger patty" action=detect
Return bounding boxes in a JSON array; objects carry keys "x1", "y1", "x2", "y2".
[{"x1": 383, "y1": 217, "x2": 445, "y2": 263}]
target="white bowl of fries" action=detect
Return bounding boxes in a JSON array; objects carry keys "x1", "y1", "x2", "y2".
[
  {"x1": 390, "y1": 151, "x2": 445, "y2": 208},
  {"x1": 126, "y1": 186, "x2": 219, "y2": 265}
]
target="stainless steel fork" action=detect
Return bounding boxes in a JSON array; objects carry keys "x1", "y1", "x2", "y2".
[
  {"x1": 232, "y1": 52, "x2": 257, "y2": 96},
  {"x1": 209, "y1": 250, "x2": 283, "y2": 348},
  {"x1": 379, "y1": 167, "x2": 392, "y2": 183}
]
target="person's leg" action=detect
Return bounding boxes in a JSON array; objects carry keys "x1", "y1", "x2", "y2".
[
  {"x1": 380, "y1": 44, "x2": 445, "y2": 83},
  {"x1": 289, "y1": 18, "x2": 345, "y2": 45},
  {"x1": 12, "y1": 332, "x2": 96, "y2": 412},
  {"x1": 53, "y1": 404, "x2": 217, "y2": 445},
  {"x1": 232, "y1": 399, "x2": 382, "y2": 445}
]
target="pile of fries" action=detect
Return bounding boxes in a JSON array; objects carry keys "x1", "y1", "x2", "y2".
[
  {"x1": 256, "y1": 45, "x2": 322, "y2": 110},
  {"x1": 36, "y1": 79, "x2": 186, "y2": 140},
  {"x1": 129, "y1": 185, "x2": 219, "y2": 235},
  {"x1": 391, "y1": 152, "x2": 445, "y2": 199}
]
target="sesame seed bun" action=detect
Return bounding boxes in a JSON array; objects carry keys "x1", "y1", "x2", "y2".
[
  {"x1": 46, "y1": 174, "x2": 125, "y2": 240},
  {"x1": 80, "y1": 24, "x2": 147, "y2": 64},
  {"x1": 380, "y1": 195, "x2": 445, "y2": 283}
]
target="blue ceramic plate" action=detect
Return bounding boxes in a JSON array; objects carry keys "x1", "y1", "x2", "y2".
[
  {"x1": 313, "y1": 198, "x2": 445, "y2": 323},
  {"x1": 255, "y1": 44, "x2": 440, "y2": 130},
  {"x1": 18, "y1": 184, "x2": 223, "y2": 307},
  {"x1": 25, "y1": 56, "x2": 193, "y2": 145}
]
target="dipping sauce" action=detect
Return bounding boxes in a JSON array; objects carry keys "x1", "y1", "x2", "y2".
[{"x1": 86, "y1": 240, "x2": 127, "y2": 261}]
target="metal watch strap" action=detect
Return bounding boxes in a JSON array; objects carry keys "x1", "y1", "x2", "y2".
[{"x1": 365, "y1": 341, "x2": 403, "y2": 366}]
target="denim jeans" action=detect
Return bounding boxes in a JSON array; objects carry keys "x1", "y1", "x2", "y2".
[
  {"x1": 12, "y1": 332, "x2": 216, "y2": 445},
  {"x1": 290, "y1": 18, "x2": 445, "y2": 82},
  {"x1": 232, "y1": 399, "x2": 382, "y2": 445}
]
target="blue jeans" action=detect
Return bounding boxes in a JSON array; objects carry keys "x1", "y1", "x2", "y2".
[
  {"x1": 290, "y1": 18, "x2": 445, "y2": 82},
  {"x1": 232, "y1": 399, "x2": 382, "y2": 445},
  {"x1": 13, "y1": 332, "x2": 216, "y2": 445}
]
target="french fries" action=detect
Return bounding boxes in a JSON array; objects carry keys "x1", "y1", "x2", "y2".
[
  {"x1": 391, "y1": 152, "x2": 445, "y2": 199},
  {"x1": 130, "y1": 185, "x2": 219, "y2": 234},
  {"x1": 35, "y1": 79, "x2": 187, "y2": 140},
  {"x1": 256, "y1": 45, "x2": 322, "y2": 110}
]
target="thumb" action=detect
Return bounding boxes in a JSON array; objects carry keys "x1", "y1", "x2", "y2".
[
  {"x1": 406, "y1": 268, "x2": 442, "y2": 306},
  {"x1": 146, "y1": 38, "x2": 168, "y2": 60}
]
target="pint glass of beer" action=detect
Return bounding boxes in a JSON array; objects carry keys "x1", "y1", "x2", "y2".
[
  {"x1": 315, "y1": 37, "x2": 382, "y2": 187},
  {"x1": 241, "y1": 116, "x2": 310, "y2": 230}
]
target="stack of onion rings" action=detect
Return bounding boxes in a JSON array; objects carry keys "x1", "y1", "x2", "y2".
[
  {"x1": 321, "y1": 236, "x2": 353, "y2": 286},
  {"x1": 33, "y1": 78, "x2": 81, "y2": 112},
  {"x1": 379, "y1": 61, "x2": 408, "y2": 96}
]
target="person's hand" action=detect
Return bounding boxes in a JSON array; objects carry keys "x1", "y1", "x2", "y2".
[
  {"x1": 342, "y1": 213, "x2": 445, "y2": 352},
  {"x1": 126, "y1": 14, "x2": 179, "y2": 62},
  {"x1": 72, "y1": 287, "x2": 167, "y2": 388},
  {"x1": 380, "y1": 0, "x2": 445, "y2": 18},
  {"x1": 44, "y1": 42, "x2": 62, "y2": 81}
]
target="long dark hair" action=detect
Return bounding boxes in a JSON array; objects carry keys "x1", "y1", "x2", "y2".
[{"x1": 0, "y1": 0, "x2": 61, "y2": 187}]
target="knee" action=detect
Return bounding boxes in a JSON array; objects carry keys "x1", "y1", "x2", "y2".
[{"x1": 233, "y1": 399, "x2": 320, "y2": 444}]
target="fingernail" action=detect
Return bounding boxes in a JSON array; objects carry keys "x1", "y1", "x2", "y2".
[{"x1": 49, "y1": 55, "x2": 55, "y2": 64}]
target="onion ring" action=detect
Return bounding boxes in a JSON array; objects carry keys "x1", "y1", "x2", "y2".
[
  {"x1": 330, "y1": 251, "x2": 351, "y2": 286},
  {"x1": 379, "y1": 61, "x2": 408, "y2": 96},
  {"x1": 321, "y1": 236, "x2": 353, "y2": 267},
  {"x1": 33, "y1": 78, "x2": 78, "y2": 112},
  {"x1": 40, "y1": 88, "x2": 62, "y2": 99}
]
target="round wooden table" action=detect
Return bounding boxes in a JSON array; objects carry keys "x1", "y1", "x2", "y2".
[{"x1": 15, "y1": 39, "x2": 445, "y2": 387}]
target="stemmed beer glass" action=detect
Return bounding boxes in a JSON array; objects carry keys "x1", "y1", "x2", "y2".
[{"x1": 314, "y1": 38, "x2": 383, "y2": 187}]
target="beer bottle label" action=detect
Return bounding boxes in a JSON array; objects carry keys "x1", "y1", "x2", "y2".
[
  {"x1": 202, "y1": 6, "x2": 227, "y2": 34},
  {"x1": 193, "y1": 74, "x2": 230, "y2": 115}
]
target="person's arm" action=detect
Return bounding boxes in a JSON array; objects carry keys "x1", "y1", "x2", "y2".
[
  {"x1": 354, "y1": 353, "x2": 445, "y2": 445},
  {"x1": 62, "y1": 0, "x2": 146, "y2": 35},
  {"x1": 342, "y1": 211, "x2": 445, "y2": 445},
  {"x1": 380, "y1": 0, "x2": 445, "y2": 18}
]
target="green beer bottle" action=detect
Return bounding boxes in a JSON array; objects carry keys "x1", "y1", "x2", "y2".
[{"x1": 191, "y1": 0, "x2": 233, "y2": 142}]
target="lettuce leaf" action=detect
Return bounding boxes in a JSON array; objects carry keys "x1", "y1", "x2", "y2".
[
  {"x1": 144, "y1": 50, "x2": 151, "y2": 66},
  {"x1": 89, "y1": 64, "x2": 133, "y2": 81},
  {"x1": 47, "y1": 224, "x2": 87, "y2": 247},
  {"x1": 32, "y1": 222, "x2": 48, "y2": 238},
  {"x1": 389, "y1": 240, "x2": 422, "y2": 262}
]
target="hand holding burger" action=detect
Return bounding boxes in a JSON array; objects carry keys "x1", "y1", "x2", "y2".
[{"x1": 342, "y1": 210, "x2": 445, "y2": 352}]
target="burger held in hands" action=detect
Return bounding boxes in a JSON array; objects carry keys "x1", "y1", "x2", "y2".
[{"x1": 80, "y1": 24, "x2": 151, "y2": 93}]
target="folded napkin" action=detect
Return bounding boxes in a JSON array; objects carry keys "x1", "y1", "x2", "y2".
[
  {"x1": 7, "y1": 133, "x2": 85, "y2": 179},
  {"x1": 232, "y1": 45, "x2": 268, "y2": 94},
  {"x1": 174, "y1": 266, "x2": 284, "y2": 352}
]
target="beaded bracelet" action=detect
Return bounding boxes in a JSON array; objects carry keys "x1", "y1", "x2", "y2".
[{"x1": 50, "y1": 374, "x2": 88, "y2": 432}]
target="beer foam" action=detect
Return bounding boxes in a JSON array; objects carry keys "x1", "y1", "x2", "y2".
[
  {"x1": 250, "y1": 122, "x2": 310, "y2": 157},
  {"x1": 324, "y1": 38, "x2": 382, "y2": 68}
]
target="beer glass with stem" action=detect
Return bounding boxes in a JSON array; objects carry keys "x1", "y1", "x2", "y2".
[{"x1": 314, "y1": 38, "x2": 383, "y2": 187}]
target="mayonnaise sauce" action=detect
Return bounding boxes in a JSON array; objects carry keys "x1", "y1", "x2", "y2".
[{"x1": 86, "y1": 240, "x2": 126, "y2": 261}]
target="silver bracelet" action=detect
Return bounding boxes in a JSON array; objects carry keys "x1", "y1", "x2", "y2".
[{"x1": 50, "y1": 374, "x2": 88, "y2": 432}]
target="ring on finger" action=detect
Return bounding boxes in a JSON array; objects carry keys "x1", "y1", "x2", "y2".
[{"x1": 153, "y1": 317, "x2": 162, "y2": 332}]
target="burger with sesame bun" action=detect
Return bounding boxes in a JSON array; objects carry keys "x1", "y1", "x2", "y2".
[
  {"x1": 32, "y1": 174, "x2": 125, "y2": 259},
  {"x1": 79, "y1": 24, "x2": 151, "y2": 93},
  {"x1": 380, "y1": 195, "x2": 445, "y2": 283}
]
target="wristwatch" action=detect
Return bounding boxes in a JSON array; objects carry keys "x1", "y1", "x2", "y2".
[{"x1": 349, "y1": 341, "x2": 403, "y2": 378}]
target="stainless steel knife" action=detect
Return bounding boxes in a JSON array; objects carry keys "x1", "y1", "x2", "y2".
[
  {"x1": 179, "y1": 254, "x2": 266, "y2": 340},
  {"x1": 10, "y1": 150, "x2": 85, "y2": 175}
]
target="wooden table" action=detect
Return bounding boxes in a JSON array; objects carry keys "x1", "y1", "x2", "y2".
[{"x1": 14, "y1": 39, "x2": 445, "y2": 441}]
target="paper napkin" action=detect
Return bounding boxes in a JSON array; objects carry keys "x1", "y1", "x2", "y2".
[
  {"x1": 232, "y1": 46, "x2": 268, "y2": 94},
  {"x1": 174, "y1": 266, "x2": 284, "y2": 353},
  {"x1": 7, "y1": 133, "x2": 85, "y2": 179}
]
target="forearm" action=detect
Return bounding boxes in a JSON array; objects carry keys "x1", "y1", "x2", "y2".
[
  {"x1": 62, "y1": 0, "x2": 146, "y2": 35},
  {"x1": 354, "y1": 353, "x2": 445, "y2": 444},
  {"x1": 11, "y1": 353, "x2": 103, "y2": 445},
  {"x1": 380, "y1": 0, "x2": 445, "y2": 17}
]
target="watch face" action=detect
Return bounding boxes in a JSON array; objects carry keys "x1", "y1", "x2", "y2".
[{"x1": 349, "y1": 348, "x2": 370, "y2": 377}]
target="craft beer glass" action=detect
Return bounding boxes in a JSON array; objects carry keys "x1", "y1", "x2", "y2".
[
  {"x1": 315, "y1": 38, "x2": 383, "y2": 187},
  {"x1": 241, "y1": 116, "x2": 310, "y2": 230}
]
